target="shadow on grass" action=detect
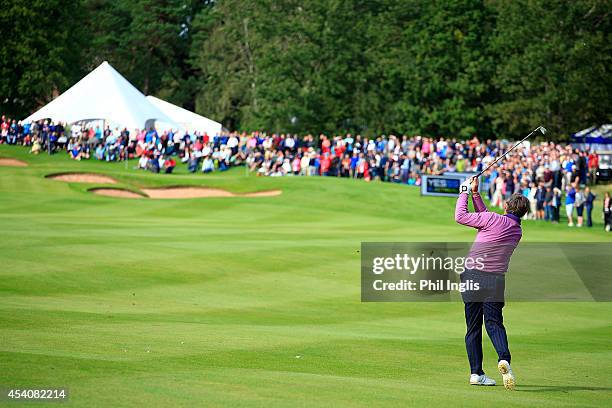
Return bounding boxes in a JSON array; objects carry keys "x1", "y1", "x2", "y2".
[{"x1": 517, "y1": 384, "x2": 612, "y2": 393}]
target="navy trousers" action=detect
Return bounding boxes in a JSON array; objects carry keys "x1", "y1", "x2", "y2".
[
  {"x1": 464, "y1": 301, "x2": 511, "y2": 375},
  {"x1": 461, "y1": 270, "x2": 511, "y2": 375}
]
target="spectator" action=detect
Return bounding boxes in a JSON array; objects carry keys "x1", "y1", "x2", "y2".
[
  {"x1": 584, "y1": 187, "x2": 596, "y2": 228},
  {"x1": 320, "y1": 152, "x2": 331, "y2": 176},
  {"x1": 566, "y1": 183, "x2": 576, "y2": 227},
  {"x1": 535, "y1": 182, "x2": 546, "y2": 220},
  {"x1": 202, "y1": 156, "x2": 214, "y2": 173},
  {"x1": 604, "y1": 192, "x2": 611, "y2": 232},
  {"x1": 164, "y1": 156, "x2": 176, "y2": 174},
  {"x1": 527, "y1": 182, "x2": 537, "y2": 220},
  {"x1": 544, "y1": 186, "x2": 553, "y2": 221},
  {"x1": 551, "y1": 187, "x2": 562, "y2": 223},
  {"x1": 95, "y1": 144, "x2": 105, "y2": 160},
  {"x1": 504, "y1": 172, "x2": 515, "y2": 204},
  {"x1": 491, "y1": 174, "x2": 504, "y2": 209},
  {"x1": 575, "y1": 187, "x2": 586, "y2": 227},
  {"x1": 30, "y1": 136, "x2": 42, "y2": 155},
  {"x1": 1, "y1": 116, "x2": 9, "y2": 142},
  {"x1": 8, "y1": 119, "x2": 18, "y2": 144},
  {"x1": 588, "y1": 151, "x2": 599, "y2": 184},
  {"x1": 137, "y1": 154, "x2": 149, "y2": 170},
  {"x1": 68, "y1": 140, "x2": 82, "y2": 160},
  {"x1": 147, "y1": 154, "x2": 160, "y2": 173},
  {"x1": 1, "y1": 113, "x2": 604, "y2": 234}
]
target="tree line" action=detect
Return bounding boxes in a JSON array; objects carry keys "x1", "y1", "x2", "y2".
[{"x1": 0, "y1": 0, "x2": 610, "y2": 139}]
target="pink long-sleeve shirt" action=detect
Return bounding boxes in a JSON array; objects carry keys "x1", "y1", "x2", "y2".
[{"x1": 455, "y1": 192, "x2": 522, "y2": 273}]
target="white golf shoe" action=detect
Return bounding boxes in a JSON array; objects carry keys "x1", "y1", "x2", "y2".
[
  {"x1": 469, "y1": 374, "x2": 496, "y2": 386},
  {"x1": 498, "y1": 360, "x2": 516, "y2": 390}
]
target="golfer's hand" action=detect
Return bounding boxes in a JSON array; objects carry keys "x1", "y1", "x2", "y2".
[
  {"x1": 459, "y1": 179, "x2": 472, "y2": 194},
  {"x1": 471, "y1": 176, "x2": 479, "y2": 193}
]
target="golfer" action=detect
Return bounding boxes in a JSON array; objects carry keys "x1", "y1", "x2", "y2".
[{"x1": 455, "y1": 176, "x2": 529, "y2": 390}]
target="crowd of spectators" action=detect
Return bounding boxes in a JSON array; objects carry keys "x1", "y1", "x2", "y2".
[{"x1": 2, "y1": 115, "x2": 610, "y2": 231}]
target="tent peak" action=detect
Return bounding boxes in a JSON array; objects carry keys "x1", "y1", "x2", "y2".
[{"x1": 22, "y1": 60, "x2": 177, "y2": 130}]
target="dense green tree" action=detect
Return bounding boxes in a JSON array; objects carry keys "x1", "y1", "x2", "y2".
[
  {"x1": 0, "y1": 0, "x2": 87, "y2": 117},
  {"x1": 366, "y1": 0, "x2": 497, "y2": 137},
  {"x1": 83, "y1": 0, "x2": 201, "y2": 105},
  {"x1": 190, "y1": 0, "x2": 263, "y2": 130},
  {"x1": 1, "y1": 0, "x2": 610, "y2": 138},
  {"x1": 490, "y1": 0, "x2": 612, "y2": 139},
  {"x1": 250, "y1": 0, "x2": 377, "y2": 133},
  {"x1": 191, "y1": 0, "x2": 384, "y2": 134},
  {"x1": 190, "y1": 0, "x2": 499, "y2": 136}
]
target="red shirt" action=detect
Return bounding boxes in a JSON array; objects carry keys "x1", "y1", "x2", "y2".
[
  {"x1": 320, "y1": 156, "x2": 331, "y2": 173},
  {"x1": 322, "y1": 139, "x2": 331, "y2": 154},
  {"x1": 589, "y1": 154, "x2": 598, "y2": 169}
]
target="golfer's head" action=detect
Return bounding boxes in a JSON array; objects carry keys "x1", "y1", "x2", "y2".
[{"x1": 504, "y1": 193, "x2": 530, "y2": 218}]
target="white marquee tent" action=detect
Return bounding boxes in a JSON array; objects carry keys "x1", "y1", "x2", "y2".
[
  {"x1": 146, "y1": 95, "x2": 222, "y2": 136},
  {"x1": 23, "y1": 61, "x2": 176, "y2": 130}
]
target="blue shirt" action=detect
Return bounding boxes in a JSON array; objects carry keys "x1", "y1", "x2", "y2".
[{"x1": 566, "y1": 188, "x2": 576, "y2": 205}]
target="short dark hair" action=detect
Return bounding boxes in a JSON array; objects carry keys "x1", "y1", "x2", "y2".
[{"x1": 506, "y1": 193, "x2": 530, "y2": 218}]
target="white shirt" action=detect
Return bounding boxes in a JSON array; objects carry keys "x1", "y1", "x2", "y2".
[
  {"x1": 71, "y1": 125, "x2": 82, "y2": 138},
  {"x1": 227, "y1": 136, "x2": 239, "y2": 148},
  {"x1": 138, "y1": 156, "x2": 148, "y2": 169}
]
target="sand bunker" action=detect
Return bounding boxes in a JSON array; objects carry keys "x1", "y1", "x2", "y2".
[
  {"x1": 142, "y1": 187, "x2": 234, "y2": 199},
  {"x1": 0, "y1": 158, "x2": 28, "y2": 167},
  {"x1": 47, "y1": 172, "x2": 117, "y2": 184},
  {"x1": 141, "y1": 187, "x2": 282, "y2": 199},
  {"x1": 241, "y1": 190, "x2": 283, "y2": 197},
  {"x1": 89, "y1": 188, "x2": 144, "y2": 199},
  {"x1": 88, "y1": 185, "x2": 281, "y2": 199}
]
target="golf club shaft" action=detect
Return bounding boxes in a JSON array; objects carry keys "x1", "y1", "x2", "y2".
[{"x1": 475, "y1": 127, "x2": 540, "y2": 178}]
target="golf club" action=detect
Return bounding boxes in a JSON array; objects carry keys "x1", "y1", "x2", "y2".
[{"x1": 460, "y1": 125, "x2": 547, "y2": 193}]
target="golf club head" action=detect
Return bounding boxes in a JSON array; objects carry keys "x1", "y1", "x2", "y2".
[{"x1": 538, "y1": 126, "x2": 547, "y2": 135}]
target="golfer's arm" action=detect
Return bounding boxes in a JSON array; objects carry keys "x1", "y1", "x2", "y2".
[
  {"x1": 455, "y1": 193, "x2": 490, "y2": 229},
  {"x1": 471, "y1": 192, "x2": 488, "y2": 212}
]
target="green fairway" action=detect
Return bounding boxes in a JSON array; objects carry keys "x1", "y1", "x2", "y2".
[{"x1": 1, "y1": 145, "x2": 611, "y2": 407}]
